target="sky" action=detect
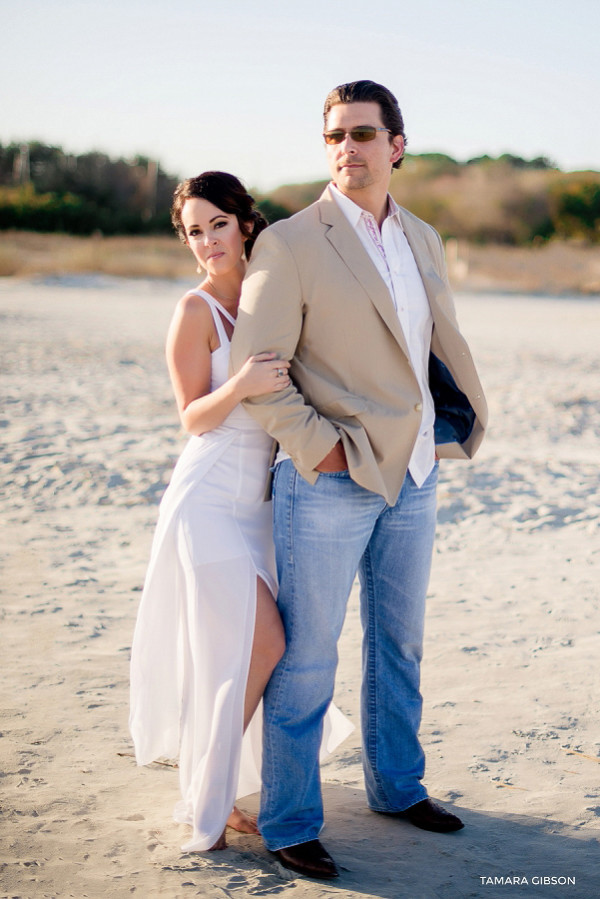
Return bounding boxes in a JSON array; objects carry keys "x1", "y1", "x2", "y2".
[{"x1": 2, "y1": 0, "x2": 599, "y2": 192}]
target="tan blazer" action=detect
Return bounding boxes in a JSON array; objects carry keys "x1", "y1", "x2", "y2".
[{"x1": 230, "y1": 185, "x2": 487, "y2": 505}]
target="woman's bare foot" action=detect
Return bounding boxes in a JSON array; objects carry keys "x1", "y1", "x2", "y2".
[
  {"x1": 209, "y1": 828, "x2": 227, "y2": 851},
  {"x1": 208, "y1": 807, "x2": 257, "y2": 848},
  {"x1": 226, "y1": 806, "x2": 259, "y2": 834}
]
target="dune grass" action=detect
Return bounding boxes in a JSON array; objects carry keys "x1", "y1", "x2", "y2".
[
  {"x1": 1, "y1": 230, "x2": 599, "y2": 294},
  {"x1": 0, "y1": 231, "x2": 192, "y2": 280}
]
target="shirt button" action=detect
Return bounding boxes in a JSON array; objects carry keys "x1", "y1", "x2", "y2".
[{"x1": 414, "y1": 403, "x2": 423, "y2": 412}]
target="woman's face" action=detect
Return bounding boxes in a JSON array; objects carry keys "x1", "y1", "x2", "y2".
[{"x1": 181, "y1": 197, "x2": 246, "y2": 276}]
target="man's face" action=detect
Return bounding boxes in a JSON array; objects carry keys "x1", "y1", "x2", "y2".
[{"x1": 324, "y1": 101, "x2": 404, "y2": 197}]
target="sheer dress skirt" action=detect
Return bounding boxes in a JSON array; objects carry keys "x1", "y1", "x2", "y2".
[{"x1": 130, "y1": 418, "x2": 276, "y2": 851}]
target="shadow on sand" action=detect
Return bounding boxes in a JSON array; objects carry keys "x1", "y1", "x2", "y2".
[{"x1": 163, "y1": 784, "x2": 597, "y2": 898}]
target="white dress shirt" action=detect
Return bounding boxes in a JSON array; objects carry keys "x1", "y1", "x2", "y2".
[{"x1": 330, "y1": 184, "x2": 436, "y2": 487}]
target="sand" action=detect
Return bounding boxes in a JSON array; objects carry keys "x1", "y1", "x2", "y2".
[{"x1": 0, "y1": 275, "x2": 599, "y2": 899}]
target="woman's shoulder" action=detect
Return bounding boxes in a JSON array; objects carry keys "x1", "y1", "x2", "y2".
[
  {"x1": 177, "y1": 288, "x2": 213, "y2": 315},
  {"x1": 173, "y1": 289, "x2": 220, "y2": 329},
  {"x1": 168, "y1": 289, "x2": 217, "y2": 348}
]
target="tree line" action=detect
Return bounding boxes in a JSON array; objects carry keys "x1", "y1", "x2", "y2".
[
  {"x1": 0, "y1": 142, "x2": 289, "y2": 237},
  {"x1": 271, "y1": 153, "x2": 600, "y2": 244},
  {"x1": 0, "y1": 142, "x2": 179, "y2": 234},
  {"x1": 0, "y1": 142, "x2": 598, "y2": 244}
]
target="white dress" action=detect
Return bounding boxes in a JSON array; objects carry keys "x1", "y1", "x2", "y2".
[{"x1": 129, "y1": 291, "x2": 352, "y2": 852}]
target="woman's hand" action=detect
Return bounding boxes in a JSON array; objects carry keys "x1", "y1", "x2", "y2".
[{"x1": 234, "y1": 353, "x2": 291, "y2": 399}]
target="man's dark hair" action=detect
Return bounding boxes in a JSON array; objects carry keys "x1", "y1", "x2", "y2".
[{"x1": 323, "y1": 80, "x2": 407, "y2": 169}]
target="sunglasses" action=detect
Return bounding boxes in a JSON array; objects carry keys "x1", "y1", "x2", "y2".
[{"x1": 323, "y1": 126, "x2": 391, "y2": 145}]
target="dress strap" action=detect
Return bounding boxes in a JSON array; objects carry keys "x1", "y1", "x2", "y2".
[{"x1": 190, "y1": 289, "x2": 236, "y2": 345}]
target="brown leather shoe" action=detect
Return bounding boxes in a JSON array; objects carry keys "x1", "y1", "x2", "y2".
[
  {"x1": 274, "y1": 839, "x2": 339, "y2": 878},
  {"x1": 400, "y1": 798, "x2": 464, "y2": 832}
]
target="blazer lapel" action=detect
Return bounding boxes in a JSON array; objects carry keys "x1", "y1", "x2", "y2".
[
  {"x1": 318, "y1": 188, "x2": 412, "y2": 362},
  {"x1": 398, "y1": 207, "x2": 454, "y2": 334}
]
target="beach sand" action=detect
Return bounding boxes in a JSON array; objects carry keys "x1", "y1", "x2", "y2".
[{"x1": 1, "y1": 275, "x2": 599, "y2": 898}]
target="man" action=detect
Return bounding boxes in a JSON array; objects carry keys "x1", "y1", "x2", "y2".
[{"x1": 230, "y1": 80, "x2": 487, "y2": 879}]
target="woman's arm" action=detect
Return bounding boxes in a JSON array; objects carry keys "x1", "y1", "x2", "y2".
[{"x1": 166, "y1": 292, "x2": 290, "y2": 436}]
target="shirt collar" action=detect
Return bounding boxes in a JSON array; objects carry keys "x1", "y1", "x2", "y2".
[{"x1": 329, "y1": 182, "x2": 403, "y2": 231}]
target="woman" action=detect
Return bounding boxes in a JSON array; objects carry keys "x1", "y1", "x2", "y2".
[{"x1": 129, "y1": 172, "x2": 290, "y2": 851}]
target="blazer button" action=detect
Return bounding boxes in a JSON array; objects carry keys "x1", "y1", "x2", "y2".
[{"x1": 414, "y1": 402, "x2": 423, "y2": 412}]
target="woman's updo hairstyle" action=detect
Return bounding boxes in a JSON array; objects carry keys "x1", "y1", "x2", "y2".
[{"x1": 171, "y1": 171, "x2": 268, "y2": 260}]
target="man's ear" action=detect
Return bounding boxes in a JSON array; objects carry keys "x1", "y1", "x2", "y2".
[{"x1": 391, "y1": 134, "x2": 405, "y2": 165}]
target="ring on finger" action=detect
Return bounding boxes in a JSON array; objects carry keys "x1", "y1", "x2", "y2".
[{"x1": 276, "y1": 368, "x2": 285, "y2": 377}]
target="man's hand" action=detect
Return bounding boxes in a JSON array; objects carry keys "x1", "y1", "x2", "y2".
[{"x1": 315, "y1": 440, "x2": 348, "y2": 473}]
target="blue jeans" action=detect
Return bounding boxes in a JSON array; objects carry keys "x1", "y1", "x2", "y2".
[{"x1": 259, "y1": 459, "x2": 439, "y2": 850}]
